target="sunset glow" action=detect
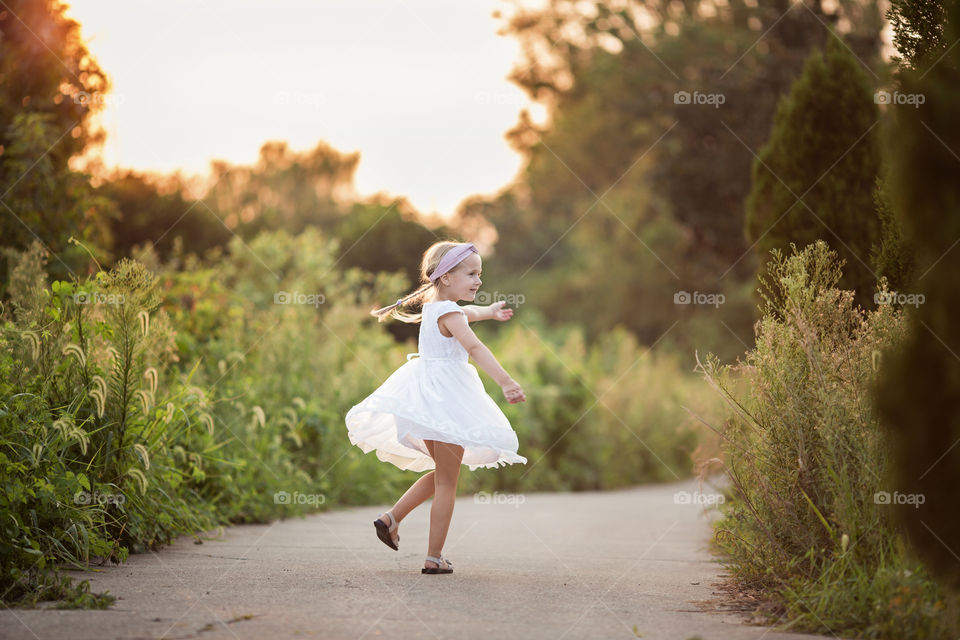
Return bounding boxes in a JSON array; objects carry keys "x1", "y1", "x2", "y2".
[{"x1": 63, "y1": 0, "x2": 541, "y2": 216}]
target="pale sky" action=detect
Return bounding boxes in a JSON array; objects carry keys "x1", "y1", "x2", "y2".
[{"x1": 63, "y1": 0, "x2": 545, "y2": 217}]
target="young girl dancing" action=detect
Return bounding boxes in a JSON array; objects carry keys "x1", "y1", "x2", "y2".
[{"x1": 344, "y1": 240, "x2": 527, "y2": 574}]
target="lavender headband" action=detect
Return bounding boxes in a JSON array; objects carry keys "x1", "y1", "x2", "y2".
[
  {"x1": 429, "y1": 243, "x2": 478, "y2": 284},
  {"x1": 394, "y1": 243, "x2": 479, "y2": 307}
]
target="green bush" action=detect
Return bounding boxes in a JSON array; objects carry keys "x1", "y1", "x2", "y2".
[
  {"x1": 1, "y1": 243, "x2": 225, "y2": 605},
  {"x1": 465, "y1": 319, "x2": 723, "y2": 493},
  {"x1": 140, "y1": 228, "x2": 421, "y2": 518},
  {"x1": 698, "y1": 241, "x2": 951, "y2": 638}
]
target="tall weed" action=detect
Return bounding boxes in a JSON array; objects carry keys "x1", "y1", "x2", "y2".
[{"x1": 697, "y1": 241, "x2": 951, "y2": 638}]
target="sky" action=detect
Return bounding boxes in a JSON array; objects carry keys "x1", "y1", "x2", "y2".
[{"x1": 63, "y1": 0, "x2": 546, "y2": 217}]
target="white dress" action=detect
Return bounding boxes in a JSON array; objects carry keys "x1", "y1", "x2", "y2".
[{"x1": 345, "y1": 299, "x2": 527, "y2": 472}]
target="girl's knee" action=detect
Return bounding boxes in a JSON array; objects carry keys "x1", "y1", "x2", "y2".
[{"x1": 433, "y1": 466, "x2": 460, "y2": 487}]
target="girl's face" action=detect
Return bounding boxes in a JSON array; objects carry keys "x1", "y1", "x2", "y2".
[{"x1": 440, "y1": 253, "x2": 482, "y2": 301}]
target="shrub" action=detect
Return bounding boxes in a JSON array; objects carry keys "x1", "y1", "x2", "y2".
[
  {"x1": 1, "y1": 243, "x2": 224, "y2": 605},
  {"x1": 697, "y1": 241, "x2": 950, "y2": 638}
]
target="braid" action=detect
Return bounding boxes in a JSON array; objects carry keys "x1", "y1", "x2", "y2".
[
  {"x1": 370, "y1": 282, "x2": 434, "y2": 323},
  {"x1": 368, "y1": 238, "x2": 466, "y2": 324}
]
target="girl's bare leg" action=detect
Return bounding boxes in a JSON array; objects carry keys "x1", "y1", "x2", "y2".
[
  {"x1": 377, "y1": 471, "x2": 436, "y2": 542},
  {"x1": 393, "y1": 471, "x2": 436, "y2": 520},
  {"x1": 424, "y1": 439, "x2": 464, "y2": 569}
]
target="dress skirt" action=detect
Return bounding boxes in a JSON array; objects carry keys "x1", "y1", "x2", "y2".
[{"x1": 345, "y1": 355, "x2": 527, "y2": 472}]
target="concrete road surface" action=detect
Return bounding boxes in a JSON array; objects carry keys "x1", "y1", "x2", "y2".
[{"x1": 1, "y1": 477, "x2": 842, "y2": 639}]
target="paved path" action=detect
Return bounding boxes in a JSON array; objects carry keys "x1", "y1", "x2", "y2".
[{"x1": 2, "y1": 477, "x2": 837, "y2": 639}]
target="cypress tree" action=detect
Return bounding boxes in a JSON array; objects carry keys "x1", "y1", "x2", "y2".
[
  {"x1": 875, "y1": 0, "x2": 960, "y2": 595},
  {"x1": 744, "y1": 34, "x2": 880, "y2": 304}
]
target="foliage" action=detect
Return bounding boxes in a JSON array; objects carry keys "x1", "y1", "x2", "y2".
[
  {"x1": 201, "y1": 140, "x2": 358, "y2": 238},
  {"x1": 0, "y1": 230, "x2": 407, "y2": 605},
  {"x1": 462, "y1": 317, "x2": 724, "y2": 493},
  {"x1": 744, "y1": 35, "x2": 881, "y2": 306},
  {"x1": 874, "y1": 0, "x2": 960, "y2": 599},
  {"x1": 886, "y1": 0, "x2": 950, "y2": 71},
  {"x1": 0, "y1": 242, "x2": 223, "y2": 605},
  {"x1": 870, "y1": 174, "x2": 916, "y2": 291},
  {"x1": 698, "y1": 241, "x2": 953, "y2": 638},
  {"x1": 486, "y1": 0, "x2": 883, "y2": 271},
  {"x1": 486, "y1": 150, "x2": 755, "y2": 361},
  {"x1": 141, "y1": 227, "x2": 416, "y2": 519},
  {"x1": 454, "y1": 0, "x2": 885, "y2": 357},
  {"x1": 95, "y1": 169, "x2": 232, "y2": 261},
  {"x1": 0, "y1": 0, "x2": 114, "y2": 276}
]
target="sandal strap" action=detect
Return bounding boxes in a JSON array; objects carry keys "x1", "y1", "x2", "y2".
[
  {"x1": 381, "y1": 511, "x2": 399, "y2": 532},
  {"x1": 425, "y1": 555, "x2": 451, "y2": 567}
]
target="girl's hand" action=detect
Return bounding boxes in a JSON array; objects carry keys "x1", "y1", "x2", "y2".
[
  {"x1": 501, "y1": 379, "x2": 526, "y2": 404},
  {"x1": 489, "y1": 300, "x2": 513, "y2": 322}
]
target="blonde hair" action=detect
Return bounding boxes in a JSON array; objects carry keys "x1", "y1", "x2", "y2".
[{"x1": 370, "y1": 240, "x2": 473, "y2": 323}]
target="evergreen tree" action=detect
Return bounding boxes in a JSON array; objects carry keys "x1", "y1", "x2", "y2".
[
  {"x1": 871, "y1": 0, "x2": 956, "y2": 289},
  {"x1": 744, "y1": 34, "x2": 880, "y2": 303},
  {"x1": 870, "y1": 174, "x2": 915, "y2": 291},
  {"x1": 875, "y1": 0, "x2": 960, "y2": 594},
  {"x1": 887, "y1": 0, "x2": 948, "y2": 71}
]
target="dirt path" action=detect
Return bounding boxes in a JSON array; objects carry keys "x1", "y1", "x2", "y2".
[{"x1": 1, "y1": 477, "x2": 839, "y2": 639}]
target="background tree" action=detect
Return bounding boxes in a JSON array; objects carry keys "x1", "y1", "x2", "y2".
[
  {"x1": 96, "y1": 170, "x2": 232, "y2": 260},
  {"x1": 335, "y1": 198, "x2": 452, "y2": 343},
  {"x1": 201, "y1": 140, "x2": 359, "y2": 239},
  {"x1": 490, "y1": 0, "x2": 884, "y2": 270},
  {"x1": 875, "y1": 0, "x2": 960, "y2": 594},
  {"x1": 870, "y1": 173, "x2": 916, "y2": 291},
  {"x1": 887, "y1": 0, "x2": 948, "y2": 72},
  {"x1": 0, "y1": 0, "x2": 114, "y2": 278},
  {"x1": 744, "y1": 34, "x2": 881, "y2": 305},
  {"x1": 466, "y1": 0, "x2": 885, "y2": 352},
  {"x1": 870, "y1": 0, "x2": 952, "y2": 290}
]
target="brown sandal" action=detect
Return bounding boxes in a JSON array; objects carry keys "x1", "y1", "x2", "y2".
[
  {"x1": 422, "y1": 555, "x2": 453, "y2": 574},
  {"x1": 374, "y1": 510, "x2": 399, "y2": 551}
]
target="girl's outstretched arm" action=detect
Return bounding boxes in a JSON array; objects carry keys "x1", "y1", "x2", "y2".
[
  {"x1": 440, "y1": 310, "x2": 526, "y2": 402},
  {"x1": 462, "y1": 300, "x2": 513, "y2": 323}
]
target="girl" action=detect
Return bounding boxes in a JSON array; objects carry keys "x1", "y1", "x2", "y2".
[{"x1": 344, "y1": 240, "x2": 527, "y2": 574}]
